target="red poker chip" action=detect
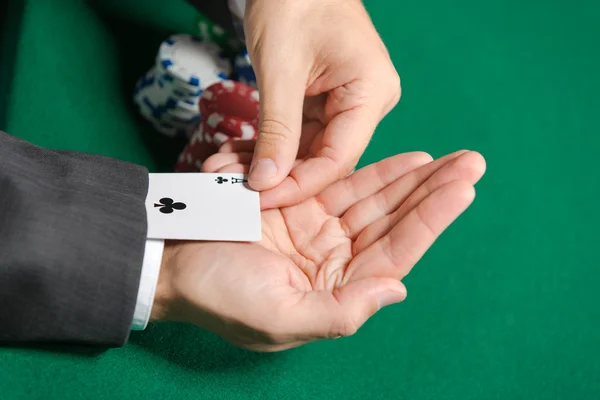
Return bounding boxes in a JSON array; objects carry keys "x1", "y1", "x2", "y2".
[
  {"x1": 174, "y1": 124, "x2": 220, "y2": 172},
  {"x1": 200, "y1": 119, "x2": 219, "y2": 144},
  {"x1": 174, "y1": 149, "x2": 196, "y2": 172},
  {"x1": 175, "y1": 80, "x2": 260, "y2": 172},
  {"x1": 216, "y1": 116, "x2": 257, "y2": 139},
  {"x1": 199, "y1": 80, "x2": 259, "y2": 126}
]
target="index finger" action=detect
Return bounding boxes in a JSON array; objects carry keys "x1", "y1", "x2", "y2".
[{"x1": 260, "y1": 104, "x2": 379, "y2": 209}]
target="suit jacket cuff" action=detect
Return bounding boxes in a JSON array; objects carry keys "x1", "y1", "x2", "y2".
[{"x1": 0, "y1": 131, "x2": 149, "y2": 347}]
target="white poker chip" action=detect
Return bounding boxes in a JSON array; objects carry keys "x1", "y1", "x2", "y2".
[
  {"x1": 134, "y1": 66, "x2": 201, "y2": 139},
  {"x1": 158, "y1": 34, "x2": 231, "y2": 87},
  {"x1": 137, "y1": 103, "x2": 194, "y2": 132},
  {"x1": 154, "y1": 59, "x2": 205, "y2": 94},
  {"x1": 151, "y1": 121, "x2": 179, "y2": 138},
  {"x1": 133, "y1": 34, "x2": 233, "y2": 140}
]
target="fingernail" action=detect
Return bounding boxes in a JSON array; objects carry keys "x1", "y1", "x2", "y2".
[
  {"x1": 250, "y1": 159, "x2": 277, "y2": 181},
  {"x1": 377, "y1": 290, "x2": 405, "y2": 310}
]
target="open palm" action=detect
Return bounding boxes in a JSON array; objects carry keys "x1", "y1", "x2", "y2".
[{"x1": 157, "y1": 150, "x2": 486, "y2": 351}]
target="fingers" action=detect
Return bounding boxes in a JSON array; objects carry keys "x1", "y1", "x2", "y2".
[
  {"x1": 342, "y1": 150, "x2": 469, "y2": 238},
  {"x1": 202, "y1": 152, "x2": 254, "y2": 173},
  {"x1": 217, "y1": 164, "x2": 250, "y2": 174},
  {"x1": 352, "y1": 151, "x2": 486, "y2": 253},
  {"x1": 347, "y1": 180, "x2": 476, "y2": 283},
  {"x1": 287, "y1": 278, "x2": 406, "y2": 340},
  {"x1": 315, "y1": 152, "x2": 433, "y2": 217},
  {"x1": 218, "y1": 140, "x2": 256, "y2": 154},
  {"x1": 241, "y1": 341, "x2": 308, "y2": 353},
  {"x1": 259, "y1": 106, "x2": 379, "y2": 209},
  {"x1": 248, "y1": 66, "x2": 307, "y2": 191},
  {"x1": 297, "y1": 120, "x2": 324, "y2": 159}
]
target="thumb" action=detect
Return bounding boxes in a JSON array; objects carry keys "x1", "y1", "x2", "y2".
[
  {"x1": 289, "y1": 278, "x2": 407, "y2": 340},
  {"x1": 249, "y1": 66, "x2": 306, "y2": 190}
]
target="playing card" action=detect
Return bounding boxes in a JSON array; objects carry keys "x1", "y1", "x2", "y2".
[{"x1": 145, "y1": 173, "x2": 261, "y2": 241}]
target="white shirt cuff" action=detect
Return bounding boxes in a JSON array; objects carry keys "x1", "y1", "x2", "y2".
[{"x1": 131, "y1": 239, "x2": 164, "y2": 331}]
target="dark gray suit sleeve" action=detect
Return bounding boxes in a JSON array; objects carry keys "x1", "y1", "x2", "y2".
[
  {"x1": 0, "y1": 130, "x2": 149, "y2": 347},
  {"x1": 186, "y1": 0, "x2": 236, "y2": 33}
]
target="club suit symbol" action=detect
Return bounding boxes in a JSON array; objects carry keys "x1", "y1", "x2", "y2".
[
  {"x1": 155, "y1": 198, "x2": 187, "y2": 214},
  {"x1": 215, "y1": 176, "x2": 248, "y2": 184}
]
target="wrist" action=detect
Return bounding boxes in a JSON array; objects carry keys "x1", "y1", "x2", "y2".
[{"x1": 149, "y1": 240, "x2": 180, "y2": 322}]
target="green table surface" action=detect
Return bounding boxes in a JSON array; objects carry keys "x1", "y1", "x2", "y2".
[{"x1": 1, "y1": 0, "x2": 599, "y2": 399}]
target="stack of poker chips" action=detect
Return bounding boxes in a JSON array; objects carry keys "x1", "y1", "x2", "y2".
[
  {"x1": 234, "y1": 49, "x2": 257, "y2": 88},
  {"x1": 133, "y1": 34, "x2": 232, "y2": 139},
  {"x1": 175, "y1": 80, "x2": 259, "y2": 172}
]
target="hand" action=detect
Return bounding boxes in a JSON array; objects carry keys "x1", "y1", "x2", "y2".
[
  {"x1": 152, "y1": 151, "x2": 486, "y2": 352},
  {"x1": 201, "y1": 139, "x2": 304, "y2": 209},
  {"x1": 243, "y1": 0, "x2": 401, "y2": 209}
]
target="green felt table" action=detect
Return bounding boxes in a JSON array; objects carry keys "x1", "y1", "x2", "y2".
[{"x1": 1, "y1": 0, "x2": 599, "y2": 398}]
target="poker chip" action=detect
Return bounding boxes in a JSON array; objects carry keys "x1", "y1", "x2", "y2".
[
  {"x1": 199, "y1": 80, "x2": 259, "y2": 147},
  {"x1": 234, "y1": 49, "x2": 257, "y2": 88},
  {"x1": 158, "y1": 35, "x2": 231, "y2": 87},
  {"x1": 174, "y1": 80, "x2": 260, "y2": 172},
  {"x1": 174, "y1": 127, "x2": 210, "y2": 172},
  {"x1": 214, "y1": 116, "x2": 257, "y2": 143},
  {"x1": 133, "y1": 34, "x2": 232, "y2": 139},
  {"x1": 199, "y1": 80, "x2": 259, "y2": 125},
  {"x1": 133, "y1": 70, "x2": 198, "y2": 138}
]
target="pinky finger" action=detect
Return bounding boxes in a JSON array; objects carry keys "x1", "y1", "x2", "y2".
[
  {"x1": 218, "y1": 164, "x2": 250, "y2": 174},
  {"x1": 219, "y1": 140, "x2": 257, "y2": 154},
  {"x1": 202, "y1": 152, "x2": 254, "y2": 172}
]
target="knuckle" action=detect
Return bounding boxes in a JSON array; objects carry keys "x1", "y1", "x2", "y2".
[
  {"x1": 319, "y1": 145, "x2": 353, "y2": 180},
  {"x1": 330, "y1": 316, "x2": 359, "y2": 338},
  {"x1": 258, "y1": 118, "x2": 294, "y2": 143}
]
